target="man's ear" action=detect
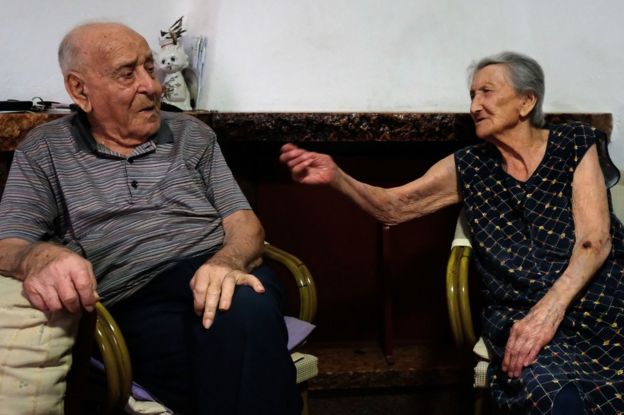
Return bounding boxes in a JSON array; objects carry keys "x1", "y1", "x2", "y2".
[{"x1": 64, "y1": 72, "x2": 92, "y2": 112}]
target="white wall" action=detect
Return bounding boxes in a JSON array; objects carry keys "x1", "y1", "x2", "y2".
[
  {"x1": 0, "y1": 0, "x2": 191, "y2": 105},
  {"x1": 3, "y1": 0, "x2": 624, "y2": 165},
  {"x1": 188, "y1": 0, "x2": 624, "y2": 165}
]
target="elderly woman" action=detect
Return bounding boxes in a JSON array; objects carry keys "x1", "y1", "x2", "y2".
[{"x1": 280, "y1": 51, "x2": 624, "y2": 414}]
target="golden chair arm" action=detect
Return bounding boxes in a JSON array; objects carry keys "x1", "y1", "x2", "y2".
[
  {"x1": 446, "y1": 245, "x2": 476, "y2": 348},
  {"x1": 264, "y1": 242, "x2": 318, "y2": 323},
  {"x1": 94, "y1": 302, "x2": 133, "y2": 415}
]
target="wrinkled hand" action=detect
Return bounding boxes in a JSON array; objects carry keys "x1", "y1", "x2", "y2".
[
  {"x1": 190, "y1": 263, "x2": 265, "y2": 329},
  {"x1": 502, "y1": 297, "x2": 565, "y2": 378},
  {"x1": 279, "y1": 143, "x2": 338, "y2": 185},
  {"x1": 21, "y1": 243, "x2": 98, "y2": 313}
]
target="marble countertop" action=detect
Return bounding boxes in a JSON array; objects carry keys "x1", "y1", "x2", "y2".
[{"x1": 0, "y1": 111, "x2": 612, "y2": 151}]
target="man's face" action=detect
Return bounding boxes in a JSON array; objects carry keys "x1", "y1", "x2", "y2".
[{"x1": 81, "y1": 27, "x2": 162, "y2": 142}]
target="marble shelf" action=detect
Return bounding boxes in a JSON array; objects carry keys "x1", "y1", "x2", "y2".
[{"x1": 0, "y1": 111, "x2": 612, "y2": 152}]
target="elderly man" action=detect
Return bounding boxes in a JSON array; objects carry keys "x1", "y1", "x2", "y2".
[{"x1": 0, "y1": 22, "x2": 300, "y2": 414}]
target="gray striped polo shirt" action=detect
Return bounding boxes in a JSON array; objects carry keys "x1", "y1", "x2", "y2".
[{"x1": 0, "y1": 111, "x2": 251, "y2": 305}]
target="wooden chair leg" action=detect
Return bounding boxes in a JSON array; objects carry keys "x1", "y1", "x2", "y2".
[
  {"x1": 474, "y1": 388, "x2": 488, "y2": 415},
  {"x1": 300, "y1": 383, "x2": 310, "y2": 415}
]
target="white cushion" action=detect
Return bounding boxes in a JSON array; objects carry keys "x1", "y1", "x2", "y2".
[
  {"x1": 472, "y1": 336, "x2": 489, "y2": 360},
  {"x1": 472, "y1": 337, "x2": 490, "y2": 388},
  {"x1": 291, "y1": 352, "x2": 318, "y2": 384},
  {"x1": 451, "y1": 209, "x2": 472, "y2": 248},
  {"x1": 474, "y1": 360, "x2": 489, "y2": 388},
  {"x1": 0, "y1": 275, "x2": 80, "y2": 415},
  {"x1": 126, "y1": 396, "x2": 173, "y2": 414}
]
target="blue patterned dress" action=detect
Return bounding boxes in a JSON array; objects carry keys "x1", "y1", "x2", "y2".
[{"x1": 455, "y1": 122, "x2": 624, "y2": 414}]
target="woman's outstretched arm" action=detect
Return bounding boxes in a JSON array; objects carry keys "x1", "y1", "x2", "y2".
[{"x1": 280, "y1": 143, "x2": 461, "y2": 225}]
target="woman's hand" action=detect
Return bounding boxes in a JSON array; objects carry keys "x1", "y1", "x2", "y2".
[
  {"x1": 502, "y1": 295, "x2": 565, "y2": 378},
  {"x1": 279, "y1": 143, "x2": 339, "y2": 185}
]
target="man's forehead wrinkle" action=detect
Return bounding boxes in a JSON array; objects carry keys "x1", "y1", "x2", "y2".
[{"x1": 89, "y1": 33, "x2": 148, "y2": 72}]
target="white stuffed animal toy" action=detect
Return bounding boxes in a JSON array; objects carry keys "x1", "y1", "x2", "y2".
[{"x1": 156, "y1": 17, "x2": 193, "y2": 111}]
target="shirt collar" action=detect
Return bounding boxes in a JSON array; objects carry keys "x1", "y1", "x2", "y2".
[{"x1": 70, "y1": 109, "x2": 174, "y2": 153}]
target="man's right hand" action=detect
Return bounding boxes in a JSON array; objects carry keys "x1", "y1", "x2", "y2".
[{"x1": 19, "y1": 243, "x2": 98, "y2": 313}]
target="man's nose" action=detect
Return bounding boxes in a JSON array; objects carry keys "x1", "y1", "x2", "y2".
[{"x1": 137, "y1": 68, "x2": 161, "y2": 95}]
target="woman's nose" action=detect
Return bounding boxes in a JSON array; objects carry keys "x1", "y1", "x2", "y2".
[{"x1": 470, "y1": 95, "x2": 482, "y2": 114}]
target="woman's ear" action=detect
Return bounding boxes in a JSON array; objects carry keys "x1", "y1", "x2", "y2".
[
  {"x1": 520, "y1": 91, "x2": 537, "y2": 118},
  {"x1": 64, "y1": 72, "x2": 92, "y2": 112}
]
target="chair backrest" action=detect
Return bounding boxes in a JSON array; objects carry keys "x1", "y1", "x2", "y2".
[
  {"x1": 597, "y1": 130, "x2": 621, "y2": 189},
  {"x1": 611, "y1": 183, "x2": 624, "y2": 221},
  {"x1": 594, "y1": 129, "x2": 623, "y2": 221}
]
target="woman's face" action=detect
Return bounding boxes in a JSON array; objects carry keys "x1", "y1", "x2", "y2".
[{"x1": 469, "y1": 64, "x2": 531, "y2": 139}]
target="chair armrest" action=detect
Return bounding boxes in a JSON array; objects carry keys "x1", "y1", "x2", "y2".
[
  {"x1": 446, "y1": 245, "x2": 477, "y2": 348},
  {"x1": 264, "y1": 242, "x2": 317, "y2": 323},
  {"x1": 94, "y1": 302, "x2": 133, "y2": 415}
]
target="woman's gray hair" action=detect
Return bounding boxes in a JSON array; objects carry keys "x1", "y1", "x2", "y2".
[{"x1": 469, "y1": 51, "x2": 545, "y2": 127}]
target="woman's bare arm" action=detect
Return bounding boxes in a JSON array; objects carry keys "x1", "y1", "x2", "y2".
[
  {"x1": 280, "y1": 144, "x2": 461, "y2": 225},
  {"x1": 502, "y1": 144, "x2": 611, "y2": 377}
]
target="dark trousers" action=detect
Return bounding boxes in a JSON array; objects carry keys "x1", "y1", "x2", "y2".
[{"x1": 109, "y1": 255, "x2": 302, "y2": 415}]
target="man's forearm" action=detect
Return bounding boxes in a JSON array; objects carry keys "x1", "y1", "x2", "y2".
[
  {"x1": 208, "y1": 210, "x2": 265, "y2": 272},
  {"x1": 0, "y1": 238, "x2": 36, "y2": 280}
]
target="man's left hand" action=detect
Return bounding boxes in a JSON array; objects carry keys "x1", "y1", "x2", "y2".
[
  {"x1": 502, "y1": 296, "x2": 565, "y2": 378},
  {"x1": 190, "y1": 263, "x2": 265, "y2": 329}
]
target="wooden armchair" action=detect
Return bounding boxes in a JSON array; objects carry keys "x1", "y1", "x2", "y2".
[{"x1": 67, "y1": 242, "x2": 318, "y2": 415}]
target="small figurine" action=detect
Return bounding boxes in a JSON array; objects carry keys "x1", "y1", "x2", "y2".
[{"x1": 156, "y1": 17, "x2": 192, "y2": 111}]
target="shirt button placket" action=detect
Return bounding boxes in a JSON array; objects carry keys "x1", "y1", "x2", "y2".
[{"x1": 127, "y1": 158, "x2": 138, "y2": 202}]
